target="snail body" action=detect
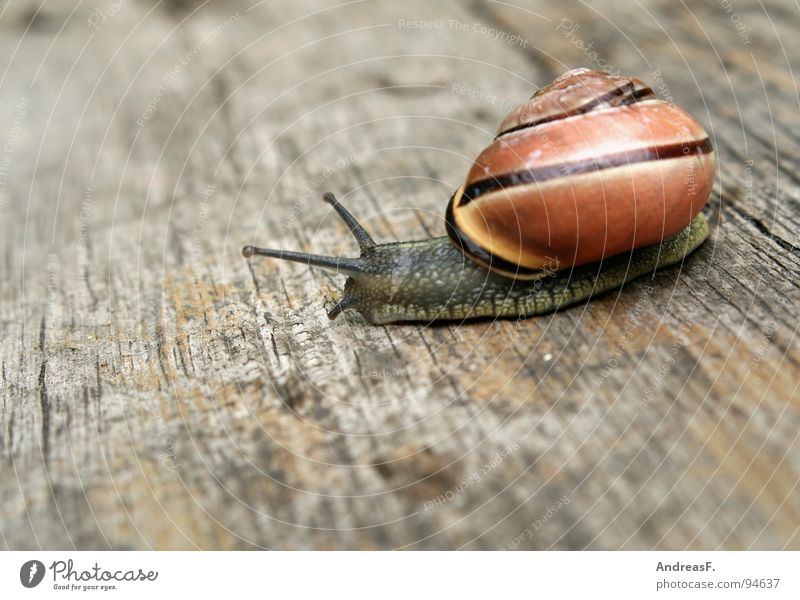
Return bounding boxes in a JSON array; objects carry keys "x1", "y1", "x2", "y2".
[{"x1": 244, "y1": 69, "x2": 715, "y2": 325}]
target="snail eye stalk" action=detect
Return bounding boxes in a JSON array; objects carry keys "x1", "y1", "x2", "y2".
[
  {"x1": 242, "y1": 192, "x2": 376, "y2": 276},
  {"x1": 322, "y1": 192, "x2": 375, "y2": 251}
]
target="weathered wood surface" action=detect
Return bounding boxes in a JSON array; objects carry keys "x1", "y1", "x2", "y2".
[{"x1": 0, "y1": 0, "x2": 798, "y2": 550}]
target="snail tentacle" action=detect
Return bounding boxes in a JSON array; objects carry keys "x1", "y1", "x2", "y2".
[
  {"x1": 322, "y1": 191, "x2": 375, "y2": 250},
  {"x1": 242, "y1": 192, "x2": 379, "y2": 276}
]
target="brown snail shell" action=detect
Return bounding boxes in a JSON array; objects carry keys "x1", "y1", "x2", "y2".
[{"x1": 446, "y1": 68, "x2": 716, "y2": 279}]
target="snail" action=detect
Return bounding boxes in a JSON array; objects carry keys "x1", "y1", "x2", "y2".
[{"x1": 243, "y1": 69, "x2": 715, "y2": 325}]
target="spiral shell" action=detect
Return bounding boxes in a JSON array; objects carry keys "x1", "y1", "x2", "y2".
[{"x1": 445, "y1": 68, "x2": 716, "y2": 279}]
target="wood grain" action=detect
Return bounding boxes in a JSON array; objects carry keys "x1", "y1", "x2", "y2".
[{"x1": 0, "y1": 0, "x2": 797, "y2": 549}]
